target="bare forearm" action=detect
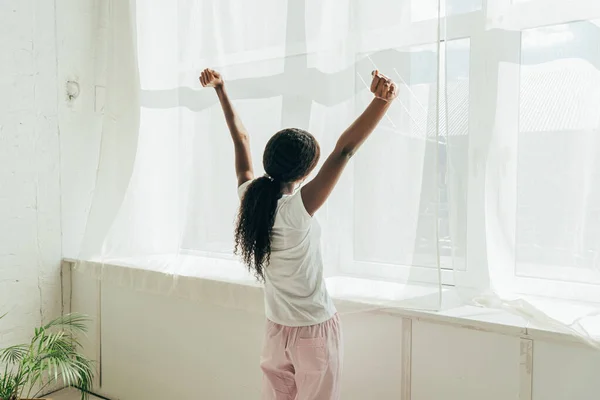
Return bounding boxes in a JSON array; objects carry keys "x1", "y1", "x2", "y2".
[
  {"x1": 301, "y1": 71, "x2": 396, "y2": 215},
  {"x1": 335, "y1": 98, "x2": 391, "y2": 157},
  {"x1": 215, "y1": 85, "x2": 248, "y2": 144},
  {"x1": 200, "y1": 68, "x2": 254, "y2": 185}
]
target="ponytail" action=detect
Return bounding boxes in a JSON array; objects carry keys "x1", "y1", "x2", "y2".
[
  {"x1": 234, "y1": 176, "x2": 282, "y2": 282},
  {"x1": 235, "y1": 127, "x2": 321, "y2": 282}
]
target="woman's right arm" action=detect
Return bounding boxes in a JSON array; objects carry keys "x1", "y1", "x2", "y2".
[{"x1": 301, "y1": 70, "x2": 397, "y2": 216}]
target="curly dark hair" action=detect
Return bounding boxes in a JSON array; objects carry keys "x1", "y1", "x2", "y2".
[{"x1": 234, "y1": 128, "x2": 320, "y2": 282}]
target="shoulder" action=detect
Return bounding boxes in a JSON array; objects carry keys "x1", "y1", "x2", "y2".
[
  {"x1": 237, "y1": 180, "x2": 253, "y2": 199},
  {"x1": 278, "y1": 190, "x2": 312, "y2": 229}
]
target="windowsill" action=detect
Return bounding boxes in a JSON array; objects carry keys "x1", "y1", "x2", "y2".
[{"x1": 66, "y1": 255, "x2": 600, "y2": 345}]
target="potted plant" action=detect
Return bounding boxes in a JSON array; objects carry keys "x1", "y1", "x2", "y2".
[{"x1": 0, "y1": 313, "x2": 94, "y2": 400}]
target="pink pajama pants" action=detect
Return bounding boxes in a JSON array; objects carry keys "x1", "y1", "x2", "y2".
[{"x1": 260, "y1": 314, "x2": 343, "y2": 400}]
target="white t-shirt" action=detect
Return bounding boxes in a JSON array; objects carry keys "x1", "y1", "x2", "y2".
[{"x1": 238, "y1": 180, "x2": 337, "y2": 327}]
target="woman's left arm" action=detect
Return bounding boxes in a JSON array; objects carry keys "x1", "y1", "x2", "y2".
[{"x1": 200, "y1": 68, "x2": 254, "y2": 186}]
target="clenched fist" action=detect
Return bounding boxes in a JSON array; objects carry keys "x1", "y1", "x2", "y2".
[
  {"x1": 199, "y1": 68, "x2": 224, "y2": 88},
  {"x1": 370, "y1": 70, "x2": 397, "y2": 102}
]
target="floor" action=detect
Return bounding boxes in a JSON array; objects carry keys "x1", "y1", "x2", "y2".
[{"x1": 48, "y1": 388, "x2": 103, "y2": 400}]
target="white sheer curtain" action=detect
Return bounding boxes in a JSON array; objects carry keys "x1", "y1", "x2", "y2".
[
  {"x1": 78, "y1": 0, "x2": 600, "y2": 344},
  {"x1": 445, "y1": 0, "x2": 600, "y2": 343}
]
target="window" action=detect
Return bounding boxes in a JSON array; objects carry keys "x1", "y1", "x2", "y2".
[
  {"x1": 516, "y1": 20, "x2": 600, "y2": 285},
  {"x1": 134, "y1": 0, "x2": 600, "y2": 303},
  {"x1": 345, "y1": 38, "x2": 469, "y2": 285},
  {"x1": 179, "y1": 0, "x2": 475, "y2": 287}
]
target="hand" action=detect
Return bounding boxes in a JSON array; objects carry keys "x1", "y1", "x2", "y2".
[
  {"x1": 370, "y1": 70, "x2": 397, "y2": 102},
  {"x1": 199, "y1": 68, "x2": 224, "y2": 88}
]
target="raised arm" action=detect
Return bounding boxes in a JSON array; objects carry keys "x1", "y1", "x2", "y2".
[
  {"x1": 301, "y1": 70, "x2": 397, "y2": 216},
  {"x1": 200, "y1": 68, "x2": 254, "y2": 186}
]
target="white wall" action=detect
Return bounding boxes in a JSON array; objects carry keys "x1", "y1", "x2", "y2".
[
  {"x1": 72, "y1": 271, "x2": 406, "y2": 400},
  {"x1": 70, "y1": 267, "x2": 600, "y2": 400},
  {"x1": 0, "y1": 0, "x2": 63, "y2": 344},
  {"x1": 0, "y1": 0, "x2": 100, "y2": 347},
  {"x1": 55, "y1": 0, "x2": 103, "y2": 259}
]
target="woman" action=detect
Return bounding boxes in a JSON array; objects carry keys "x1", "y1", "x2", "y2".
[{"x1": 200, "y1": 68, "x2": 397, "y2": 400}]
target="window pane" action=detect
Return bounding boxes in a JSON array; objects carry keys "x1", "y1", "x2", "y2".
[
  {"x1": 440, "y1": 39, "x2": 470, "y2": 270},
  {"x1": 517, "y1": 20, "x2": 600, "y2": 281},
  {"x1": 354, "y1": 38, "x2": 470, "y2": 269}
]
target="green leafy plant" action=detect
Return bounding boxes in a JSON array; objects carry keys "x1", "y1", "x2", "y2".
[{"x1": 0, "y1": 313, "x2": 94, "y2": 400}]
